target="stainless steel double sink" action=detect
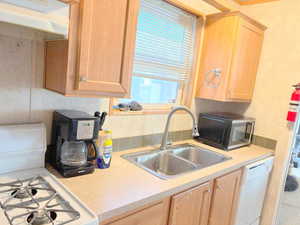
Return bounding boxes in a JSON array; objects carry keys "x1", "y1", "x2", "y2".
[{"x1": 122, "y1": 144, "x2": 232, "y2": 179}]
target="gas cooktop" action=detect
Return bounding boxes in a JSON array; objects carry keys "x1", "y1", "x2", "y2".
[
  {"x1": 0, "y1": 175, "x2": 80, "y2": 225},
  {"x1": 0, "y1": 123, "x2": 98, "y2": 225},
  {"x1": 0, "y1": 168, "x2": 98, "y2": 225}
]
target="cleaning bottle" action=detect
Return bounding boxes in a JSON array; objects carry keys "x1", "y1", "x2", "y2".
[{"x1": 97, "y1": 130, "x2": 113, "y2": 169}]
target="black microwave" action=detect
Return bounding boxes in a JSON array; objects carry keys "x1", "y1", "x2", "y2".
[{"x1": 196, "y1": 113, "x2": 255, "y2": 151}]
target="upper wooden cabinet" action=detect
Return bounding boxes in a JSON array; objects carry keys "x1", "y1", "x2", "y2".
[
  {"x1": 196, "y1": 12, "x2": 266, "y2": 102},
  {"x1": 169, "y1": 182, "x2": 212, "y2": 225},
  {"x1": 208, "y1": 169, "x2": 242, "y2": 225},
  {"x1": 45, "y1": 0, "x2": 140, "y2": 97}
]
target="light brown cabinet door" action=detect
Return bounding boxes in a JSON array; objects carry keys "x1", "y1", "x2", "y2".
[
  {"x1": 196, "y1": 15, "x2": 239, "y2": 101},
  {"x1": 169, "y1": 182, "x2": 212, "y2": 225},
  {"x1": 77, "y1": 0, "x2": 139, "y2": 95},
  {"x1": 196, "y1": 12, "x2": 266, "y2": 102},
  {"x1": 103, "y1": 199, "x2": 170, "y2": 225},
  {"x1": 227, "y1": 20, "x2": 264, "y2": 100},
  {"x1": 208, "y1": 169, "x2": 242, "y2": 225}
]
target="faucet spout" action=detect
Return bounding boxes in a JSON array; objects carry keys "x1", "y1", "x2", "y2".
[{"x1": 160, "y1": 106, "x2": 199, "y2": 150}]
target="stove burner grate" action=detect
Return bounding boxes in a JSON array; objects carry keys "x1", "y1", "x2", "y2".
[
  {"x1": 0, "y1": 176, "x2": 58, "y2": 209},
  {"x1": 27, "y1": 210, "x2": 57, "y2": 225},
  {"x1": 11, "y1": 187, "x2": 38, "y2": 199},
  {"x1": 0, "y1": 176, "x2": 80, "y2": 225}
]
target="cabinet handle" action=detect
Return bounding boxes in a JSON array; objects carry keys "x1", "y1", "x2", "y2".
[
  {"x1": 80, "y1": 76, "x2": 88, "y2": 82},
  {"x1": 205, "y1": 68, "x2": 222, "y2": 88},
  {"x1": 216, "y1": 183, "x2": 223, "y2": 191}
]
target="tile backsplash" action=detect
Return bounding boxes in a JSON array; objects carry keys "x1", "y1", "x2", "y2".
[{"x1": 113, "y1": 130, "x2": 193, "y2": 152}]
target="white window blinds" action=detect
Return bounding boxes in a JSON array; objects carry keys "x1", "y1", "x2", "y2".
[{"x1": 133, "y1": 0, "x2": 197, "y2": 82}]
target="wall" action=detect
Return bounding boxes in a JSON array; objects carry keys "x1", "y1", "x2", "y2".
[
  {"x1": 239, "y1": 1, "x2": 298, "y2": 140},
  {"x1": 235, "y1": 1, "x2": 300, "y2": 224},
  {"x1": 0, "y1": 22, "x2": 193, "y2": 145},
  {"x1": 193, "y1": 1, "x2": 299, "y2": 223}
]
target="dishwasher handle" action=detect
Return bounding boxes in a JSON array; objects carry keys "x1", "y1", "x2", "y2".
[{"x1": 249, "y1": 163, "x2": 265, "y2": 170}]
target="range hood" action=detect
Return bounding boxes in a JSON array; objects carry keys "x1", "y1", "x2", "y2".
[{"x1": 0, "y1": 0, "x2": 69, "y2": 38}]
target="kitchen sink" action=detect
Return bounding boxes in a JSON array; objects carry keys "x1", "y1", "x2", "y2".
[
  {"x1": 170, "y1": 146, "x2": 229, "y2": 168},
  {"x1": 135, "y1": 152, "x2": 197, "y2": 177},
  {"x1": 122, "y1": 144, "x2": 232, "y2": 179}
]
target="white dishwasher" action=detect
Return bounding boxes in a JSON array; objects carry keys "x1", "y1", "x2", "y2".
[{"x1": 235, "y1": 157, "x2": 274, "y2": 225}]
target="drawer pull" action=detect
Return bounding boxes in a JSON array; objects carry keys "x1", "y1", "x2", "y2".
[{"x1": 80, "y1": 76, "x2": 88, "y2": 82}]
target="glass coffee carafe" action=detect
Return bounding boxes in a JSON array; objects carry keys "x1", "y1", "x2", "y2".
[{"x1": 60, "y1": 141, "x2": 90, "y2": 167}]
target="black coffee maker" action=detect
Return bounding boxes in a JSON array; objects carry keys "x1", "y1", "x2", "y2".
[{"x1": 49, "y1": 110, "x2": 100, "y2": 177}]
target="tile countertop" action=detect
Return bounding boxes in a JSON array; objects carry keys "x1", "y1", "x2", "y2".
[{"x1": 49, "y1": 140, "x2": 274, "y2": 223}]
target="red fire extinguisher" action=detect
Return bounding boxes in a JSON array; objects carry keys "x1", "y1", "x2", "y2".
[{"x1": 287, "y1": 83, "x2": 300, "y2": 122}]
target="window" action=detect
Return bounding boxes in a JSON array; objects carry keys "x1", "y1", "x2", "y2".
[{"x1": 114, "y1": 0, "x2": 198, "y2": 112}]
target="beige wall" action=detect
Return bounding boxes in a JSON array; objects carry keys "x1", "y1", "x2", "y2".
[
  {"x1": 235, "y1": 1, "x2": 300, "y2": 224},
  {"x1": 240, "y1": 1, "x2": 298, "y2": 139},
  {"x1": 191, "y1": 1, "x2": 300, "y2": 224},
  {"x1": 0, "y1": 22, "x2": 193, "y2": 144}
]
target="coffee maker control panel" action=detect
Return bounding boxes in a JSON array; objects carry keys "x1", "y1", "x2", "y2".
[{"x1": 77, "y1": 120, "x2": 95, "y2": 140}]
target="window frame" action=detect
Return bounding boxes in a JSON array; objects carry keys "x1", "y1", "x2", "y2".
[{"x1": 109, "y1": 6, "x2": 205, "y2": 116}]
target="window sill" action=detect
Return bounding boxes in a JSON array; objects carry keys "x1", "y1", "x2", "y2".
[{"x1": 109, "y1": 105, "x2": 187, "y2": 116}]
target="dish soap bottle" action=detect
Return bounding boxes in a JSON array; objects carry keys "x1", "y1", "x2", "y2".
[{"x1": 97, "y1": 130, "x2": 113, "y2": 169}]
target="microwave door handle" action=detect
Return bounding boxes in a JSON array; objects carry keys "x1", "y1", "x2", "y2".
[{"x1": 246, "y1": 122, "x2": 254, "y2": 142}]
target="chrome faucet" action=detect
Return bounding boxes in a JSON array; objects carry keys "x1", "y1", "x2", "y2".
[{"x1": 160, "y1": 106, "x2": 199, "y2": 150}]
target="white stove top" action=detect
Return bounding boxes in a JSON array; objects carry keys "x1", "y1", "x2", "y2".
[
  {"x1": 0, "y1": 168, "x2": 98, "y2": 225},
  {"x1": 0, "y1": 123, "x2": 98, "y2": 225}
]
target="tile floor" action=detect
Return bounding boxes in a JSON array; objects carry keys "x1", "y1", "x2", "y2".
[{"x1": 278, "y1": 168, "x2": 300, "y2": 225}]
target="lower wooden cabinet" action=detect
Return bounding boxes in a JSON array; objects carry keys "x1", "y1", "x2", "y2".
[
  {"x1": 208, "y1": 169, "x2": 242, "y2": 225},
  {"x1": 169, "y1": 182, "x2": 212, "y2": 225},
  {"x1": 101, "y1": 169, "x2": 242, "y2": 225},
  {"x1": 102, "y1": 198, "x2": 170, "y2": 225}
]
